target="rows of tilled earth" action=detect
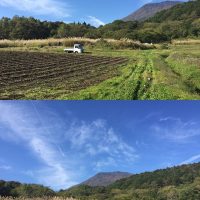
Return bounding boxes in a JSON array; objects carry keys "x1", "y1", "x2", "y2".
[{"x1": 0, "y1": 51, "x2": 128, "y2": 99}]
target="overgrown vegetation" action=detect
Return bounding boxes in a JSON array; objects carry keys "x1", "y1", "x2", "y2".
[
  {"x1": 59, "y1": 162, "x2": 200, "y2": 200},
  {"x1": 0, "y1": 181, "x2": 55, "y2": 198},
  {"x1": 0, "y1": 38, "x2": 154, "y2": 50},
  {"x1": 0, "y1": 0, "x2": 200, "y2": 43}
]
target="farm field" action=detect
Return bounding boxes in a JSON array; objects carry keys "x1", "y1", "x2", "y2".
[
  {"x1": 0, "y1": 51, "x2": 127, "y2": 99},
  {"x1": 0, "y1": 39, "x2": 200, "y2": 100}
]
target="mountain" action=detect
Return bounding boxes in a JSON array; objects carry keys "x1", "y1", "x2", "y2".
[
  {"x1": 148, "y1": 0, "x2": 200, "y2": 22},
  {"x1": 99, "y1": 0, "x2": 200, "y2": 43},
  {"x1": 81, "y1": 172, "x2": 132, "y2": 187},
  {"x1": 61, "y1": 162, "x2": 200, "y2": 200},
  {"x1": 123, "y1": 1, "x2": 183, "y2": 22}
]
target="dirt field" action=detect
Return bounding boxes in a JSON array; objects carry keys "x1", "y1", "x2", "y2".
[{"x1": 0, "y1": 51, "x2": 127, "y2": 99}]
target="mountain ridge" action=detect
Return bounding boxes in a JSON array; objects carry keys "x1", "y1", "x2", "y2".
[
  {"x1": 123, "y1": 1, "x2": 183, "y2": 21},
  {"x1": 80, "y1": 171, "x2": 132, "y2": 187},
  {"x1": 61, "y1": 162, "x2": 200, "y2": 199}
]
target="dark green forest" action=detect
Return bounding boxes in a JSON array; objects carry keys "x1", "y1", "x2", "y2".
[
  {"x1": 0, "y1": 181, "x2": 55, "y2": 197},
  {"x1": 0, "y1": 0, "x2": 200, "y2": 43},
  {"x1": 1, "y1": 162, "x2": 200, "y2": 200}
]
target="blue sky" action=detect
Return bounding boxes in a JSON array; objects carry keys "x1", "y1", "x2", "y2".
[
  {"x1": 0, "y1": 0, "x2": 187, "y2": 27},
  {"x1": 0, "y1": 101, "x2": 200, "y2": 190}
]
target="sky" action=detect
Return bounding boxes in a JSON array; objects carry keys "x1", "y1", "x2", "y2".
[
  {"x1": 0, "y1": 0, "x2": 187, "y2": 27},
  {"x1": 0, "y1": 101, "x2": 200, "y2": 190}
]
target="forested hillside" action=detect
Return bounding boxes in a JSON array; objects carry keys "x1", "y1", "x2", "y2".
[
  {"x1": 1, "y1": 162, "x2": 200, "y2": 199},
  {"x1": 123, "y1": 1, "x2": 181, "y2": 22},
  {"x1": 0, "y1": 0, "x2": 199, "y2": 43},
  {"x1": 60, "y1": 162, "x2": 200, "y2": 200}
]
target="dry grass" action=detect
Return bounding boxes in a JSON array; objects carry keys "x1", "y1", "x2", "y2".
[
  {"x1": 172, "y1": 38, "x2": 200, "y2": 45},
  {"x1": 0, "y1": 197, "x2": 77, "y2": 200},
  {"x1": 0, "y1": 37, "x2": 155, "y2": 50},
  {"x1": 0, "y1": 38, "x2": 96, "y2": 48}
]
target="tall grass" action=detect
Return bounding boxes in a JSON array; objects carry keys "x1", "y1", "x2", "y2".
[
  {"x1": 172, "y1": 38, "x2": 200, "y2": 45},
  {"x1": 0, "y1": 38, "x2": 155, "y2": 50}
]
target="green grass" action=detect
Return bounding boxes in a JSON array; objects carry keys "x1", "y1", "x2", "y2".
[
  {"x1": 57, "y1": 45, "x2": 200, "y2": 100},
  {"x1": 1, "y1": 42, "x2": 200, "y2": 100}
]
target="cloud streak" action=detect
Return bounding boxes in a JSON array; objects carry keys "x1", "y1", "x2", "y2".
[
  {"x1": 0, "y1": 0, "x2": 70, "y2": 18},
  {"x1": 0, "y1": 102, "x2": 75, "y2": 189},
  {"x1": 181, "y1": 154, "x2": 200, "y2": 165},
  {"x1": 152, "y1": 117, "x2": 200, "y2": 142},
  {"x1": 87, "y1": 16, "x2": 105, "y2": 27},
  {"x1": 0, "y1": 102, "x2": 138, "y2": 189}
]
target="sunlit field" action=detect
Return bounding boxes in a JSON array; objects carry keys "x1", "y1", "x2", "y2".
[{"x1": 1, "y1": 38, "x2": 200, "y2": 100}]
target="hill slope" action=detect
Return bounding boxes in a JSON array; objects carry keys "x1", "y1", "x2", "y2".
[
  {"x1": 61, "y1": 162, "x2": 200, "y2": 200},
  {"x1": 100, "y1": 0, "x2": 200, "y2": 42},
  {"x1": 123, "y1": 1, "x2": 182, "y2": 22},
  {"x1": 81, "y1": 172, "x2": 132, "y2": 187},
  {"x1": 148, "y1": 0, "x2": 200, "y2": 22}
]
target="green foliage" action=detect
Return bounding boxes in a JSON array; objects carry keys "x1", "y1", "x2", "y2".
[
  {"x1": 56, "y1": 22, "x2": 94, "y2": 38},
  {"x1": 149, "y1": 0, "x2": 200, "y2": 22},
  {"x1": 0, "y1": 16, "x2": 94, "y2": 40},
  {"x1": 0, "y1": 180, "x2": 55, "y2": 197}
]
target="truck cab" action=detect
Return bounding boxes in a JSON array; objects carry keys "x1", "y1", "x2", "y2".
[{"x1": 64, "y1": 44, "x2": 84, "y2": 54}]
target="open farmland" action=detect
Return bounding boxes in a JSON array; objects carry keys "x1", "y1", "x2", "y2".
[
  {"x1": 1, "y1": 38, "x2": 200, "y2": 100},
  {"x1": 0, "y1": 51, "x2": 127, "y2": 99}
]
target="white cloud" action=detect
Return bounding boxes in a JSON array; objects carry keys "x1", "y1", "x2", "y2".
[
  {"x1": 152, "y1": 117, "x2": 200, "y2": 142},
  {"x1": 180, "y1": 154, "x2": 200, "y2": 165},
  {"x1": 87, "y1": 16, "x2": 105, "y2": 27},
  {"x1": 0, "y1": 0, "x2": 70, "y2": 18},
  {"x1": 0, "y1": 102, "x2": 75, "y2": 190},
  {"x1": 66, "y1": 119, "x2": 138, "y2": 170}
]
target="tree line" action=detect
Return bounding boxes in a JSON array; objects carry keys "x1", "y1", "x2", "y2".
[
  {"x1": 0, "y1": 16, "x2": 94, "y2": 40},
  {"x1": 0, "y1": 0, "x2": 200, "y2": 43}
]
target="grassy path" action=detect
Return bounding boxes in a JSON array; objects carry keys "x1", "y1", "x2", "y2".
[
  {"x1": 58, "y1": 49, "x2": 200, "y2": 100},
  {"x1": 147, "y1": 53, "x2": 200, "y2": 100}
]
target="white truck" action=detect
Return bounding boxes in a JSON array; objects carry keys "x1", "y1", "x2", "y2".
[{"x1": 64, "y1": 44, "x2": 84, "y2": 54}]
